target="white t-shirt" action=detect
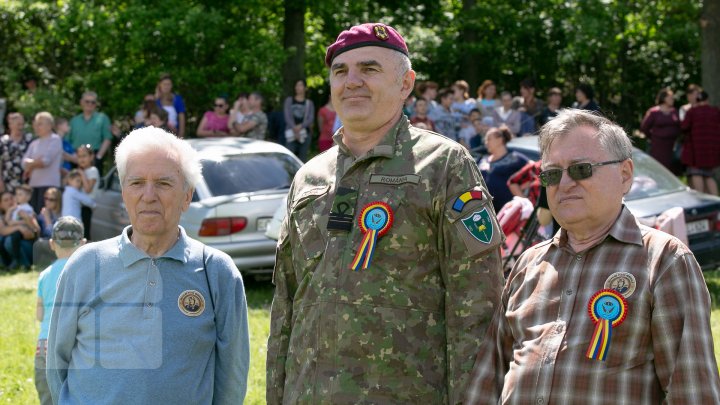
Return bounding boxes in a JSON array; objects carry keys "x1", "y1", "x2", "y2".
[
  {"x1": 162, "y1": 105, "x2": 178, "y2": 129},
  {"x1": 84, "y1": 166, "x2": 100, "y2": 199}
]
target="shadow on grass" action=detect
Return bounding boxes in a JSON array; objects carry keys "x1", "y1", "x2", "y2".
[
  {"x1": 244, "y1": 276, "x2": 274, "y2": 310},
  {"x1": 705, "y1": 270, "x2": 720, "y2": 309}
]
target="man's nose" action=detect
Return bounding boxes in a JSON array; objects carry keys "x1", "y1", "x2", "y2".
[
  {"x1": 557, "y1": 169, "x2": 577, "y2": 188},
  {"x1": 140, "y1": 183, "x2": 159, "y2": 200},
  {"x1": 345, "y1": 69, "x2": 363, "y2": 88}
]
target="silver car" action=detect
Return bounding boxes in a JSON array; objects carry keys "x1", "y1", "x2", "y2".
[{"x1": 91, "y1": 137, "x2": 302, "y2": 275}]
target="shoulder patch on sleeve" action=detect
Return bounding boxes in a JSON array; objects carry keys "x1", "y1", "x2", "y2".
[{"x1": 445, "y1": 185, "x2": 504, "y2": 257}]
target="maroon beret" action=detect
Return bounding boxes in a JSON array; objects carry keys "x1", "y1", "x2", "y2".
[{"x1": 325, "y1": 23, "x2": 409, "y2": 67}]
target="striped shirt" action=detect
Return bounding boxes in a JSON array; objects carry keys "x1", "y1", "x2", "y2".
[{"x1": 465, "y1": 206, "x2": 720, "y2": 405}]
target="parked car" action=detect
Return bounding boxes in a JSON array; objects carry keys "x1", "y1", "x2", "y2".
[
  {"x1": 91, "y1": 137, "x2": 302, "y2": 275},
  {"x1": 503, "y1": 135, "x2": 720, "y2": 270}
]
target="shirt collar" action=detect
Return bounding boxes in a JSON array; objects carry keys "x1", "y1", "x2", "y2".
[
  {"x1": 118, "y1": 225, "x2": 192, "y2": 267},
  {"x1": 554, "y1": 205, "x2": 643, "y2": 249},
  {"x1": 332, "y1": 114, "x2": 406, "y2": 159}
]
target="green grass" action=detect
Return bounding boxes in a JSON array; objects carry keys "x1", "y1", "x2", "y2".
[
  {"x1": 3, "y1": 270, "x2": 720, "y2": 404},
  {"x1": 0, "y1": 270, "x2": 274, "y2": 405}
]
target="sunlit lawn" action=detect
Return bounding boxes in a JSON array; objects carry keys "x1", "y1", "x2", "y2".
[
  {"x1": 0, "y1": 270, "x2": 273, "y2": 405},
  {"x1": 2, "y1": 269, "x2": 720, "y2": 404}
]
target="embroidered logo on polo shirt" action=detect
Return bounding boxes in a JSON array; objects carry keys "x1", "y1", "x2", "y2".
[{"x1": 178, "y1": 290, "x2": 205, "y2": 317}]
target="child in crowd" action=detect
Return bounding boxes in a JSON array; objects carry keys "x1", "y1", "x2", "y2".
[
  {"x1": 457, "y1": 108, "x2": 483, "y2": 149},
  {"x1": 35, "y1": 217, "x2": 85, "y2": 405},
  {"x1": 8, "y1": 185, "x2": 36, "y2": 223},
  {"x1": 147, "y1": 105, "x2": 170, "y2": 130},
  {"x1": 54, "y1": 117, "x2": 76, "y2": 175},
  {"x1": 75, "y1": 145, "x2": 99, "y2": 239},
  {"x1": 61, "y1": 170, "x2": 96, "y2": 229},
  {"x1": 4, "y1": 186, "x2": 39, "y2": 268}
]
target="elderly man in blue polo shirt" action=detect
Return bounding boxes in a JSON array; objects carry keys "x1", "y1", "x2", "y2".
[{"x1": 46, "y1": 127, "x2": 249, "y2": 404}]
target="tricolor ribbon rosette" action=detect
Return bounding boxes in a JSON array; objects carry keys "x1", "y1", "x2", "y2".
[
  {"x1": 586, "y1": 289, "x2": 628, "y2": 361},
  {"x1": 349, "y1": 201, "x2": 393, "y2": 271}
]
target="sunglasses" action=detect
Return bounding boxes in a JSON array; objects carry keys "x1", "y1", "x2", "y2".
[
  {"x1": 214, "y1": 103, "x2": 227, "y2": 108},
  {"x1": 83, "y1": 99, "x2": 97, "y2": 104},
  {"x1": 539, "y1": 159, "x2": 624, "y2": 187}
]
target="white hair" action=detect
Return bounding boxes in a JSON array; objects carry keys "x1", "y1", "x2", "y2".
[{"x1": 115, "y1": 127, "x2": 202, "y2": 190}]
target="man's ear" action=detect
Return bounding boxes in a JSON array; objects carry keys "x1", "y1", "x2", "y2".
[
  {"x1": 621, "y1": 159, "x2": 634, "y2": 194},
  {"x1": 401, "y1": 69, "x2": 416, "y2": 100}
]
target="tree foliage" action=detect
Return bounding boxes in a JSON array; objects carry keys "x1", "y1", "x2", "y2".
[{"x1": 0, "y1": 0, "x2": 705, "y2": 134}]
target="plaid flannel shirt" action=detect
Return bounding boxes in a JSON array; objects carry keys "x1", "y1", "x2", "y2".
[{"x1": 465, "y1": 206, "x2": 720, "y2": 405}]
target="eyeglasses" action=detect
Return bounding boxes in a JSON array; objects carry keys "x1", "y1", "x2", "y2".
[
  {"x1": 44, "y1": 197, "x2": 57, "y2": 202},
  {"x1": 83, "y1": 99, "x2": 97, "y2": 105},
  {"x1": 539, "y1": 159, "x2": 625, "y2": 187},
  {"x1": 214, "y1": 103, "x2": 226, "y2": 108}
]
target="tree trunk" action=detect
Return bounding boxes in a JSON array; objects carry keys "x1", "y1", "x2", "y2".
[
  {"x1": 458, "y1": 0, "x2": 479, "y2": 93},
  {"x1": 702, "y1": 0, "x2": 720, "y2": 105},
  {"x1": 282, "y1": 0, "x2": 305, "y2": 98}
]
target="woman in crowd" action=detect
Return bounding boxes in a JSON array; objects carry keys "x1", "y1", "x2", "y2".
[
  {"x1": 37, "y1": 187, "x2": 61, "y2": 239},
  {"x1": 451, "y1": 80, "x2": 477, "y2": 116},
  {"x1": 283, "y1": 79, "x2": 315, "y2": 162},
  {"x1": 476, "y1": 80, "x2": 499, "y2": 118},
  {"x1": 316, "y1": 97, "x2": 336, "y2": 152},
  {"x1": 539, "y1": 87, "x2": 563, "y2": 126},
  {"x1": 680, "y1": 84, "x2": 702, "y2": 121},
  {"x1": 572, "y1": 83, "x2": 600, "y2": 112},
  {"x1": 0, "y1": 112, "x2": 35, "y2": 194},
  {"x1": 0, "y1": 191, "x2": 34, "y2": 269},
  {"x1": 155, "y1": 73, "x2": 186, "y2": 138},
  {"x1": 492, "y1": 92, "x2": 521, "y2": 135},
  {"x1": 681, "y1": 90, "x2": 720, "y2": 195},
  {"x1": 640, "y1": 87, "x2": 682, "y2": 174},
  {"x1": 478, "y1": 126, "x2": 529, "y2": 212},
  {"x1": 133, "y1": 94, "x2": 156, "y2": 128},
  {"x1": 22, "y1": 112, "x2": 63, "y2": 212},
  {"x1": 197, "y1": 96, "x2": 230, "y2": 137}
]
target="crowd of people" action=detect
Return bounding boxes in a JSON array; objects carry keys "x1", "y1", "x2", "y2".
[{"x1": 3, "y1": 66, "x2": 719, "y2": 274}]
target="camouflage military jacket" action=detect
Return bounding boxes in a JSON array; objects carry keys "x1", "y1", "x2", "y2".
[{"x1": 267, "y1": 115, "x2": 504, "y2": 405}]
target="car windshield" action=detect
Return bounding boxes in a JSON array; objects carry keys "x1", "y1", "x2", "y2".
[
  {"x1": 626, "y1": 150, "x2": 686, "y2": 200},
  {"x1": 201, "y1": 153, "x2": 300, "y2": 196}
]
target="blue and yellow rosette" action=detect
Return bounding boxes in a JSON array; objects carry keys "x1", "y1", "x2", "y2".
[
  {"x1": 349, "y1": 201, "x2": 393, "y2": 271},
  {"x1": 586, "y1": 289, "x2": 628, "y2": 361}
]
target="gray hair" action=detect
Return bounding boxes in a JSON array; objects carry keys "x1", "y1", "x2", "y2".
[
  {"x1": 115, "y1": 127, "x2": 202, "y2": 190},
  {"x1": 538, "y1": 109, "x2": 632, "y2": 163},
  {"x1": 81, "y1": 91, "x2": 98, "y2": 100}
]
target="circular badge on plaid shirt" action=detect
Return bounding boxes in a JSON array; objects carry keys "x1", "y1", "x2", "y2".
[{"x1": 604, "y1": 272, "x2": 637, "y2": 298}]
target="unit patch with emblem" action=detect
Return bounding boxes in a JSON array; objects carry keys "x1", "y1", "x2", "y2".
[{"x1": 461, "y1": 207, "x2": 494, "y2": 244}]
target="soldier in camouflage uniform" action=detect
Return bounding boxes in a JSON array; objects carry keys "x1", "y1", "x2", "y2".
[{"x1": 266, "y1": 23, "x2": 505, "y2": 405}]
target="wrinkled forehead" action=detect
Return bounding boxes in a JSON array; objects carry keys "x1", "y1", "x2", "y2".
[
  {"x1": 545, "y1": 126, "x2": 606, "y2": 163},
  {"x1": 332, "y1": 46, "x2": 398, "y2": 69},
  {"x1": 126, "y1": 150, "x2": 183, "y2": 174}
]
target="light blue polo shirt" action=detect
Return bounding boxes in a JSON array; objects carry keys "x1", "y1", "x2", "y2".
[{"x1": 46, "y1": 226, "x2": 249, "y2": 404}]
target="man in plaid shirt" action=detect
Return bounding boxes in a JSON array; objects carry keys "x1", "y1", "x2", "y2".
[{"x1": 465, "y1": 109, "x2": 720, "y2": 405}]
